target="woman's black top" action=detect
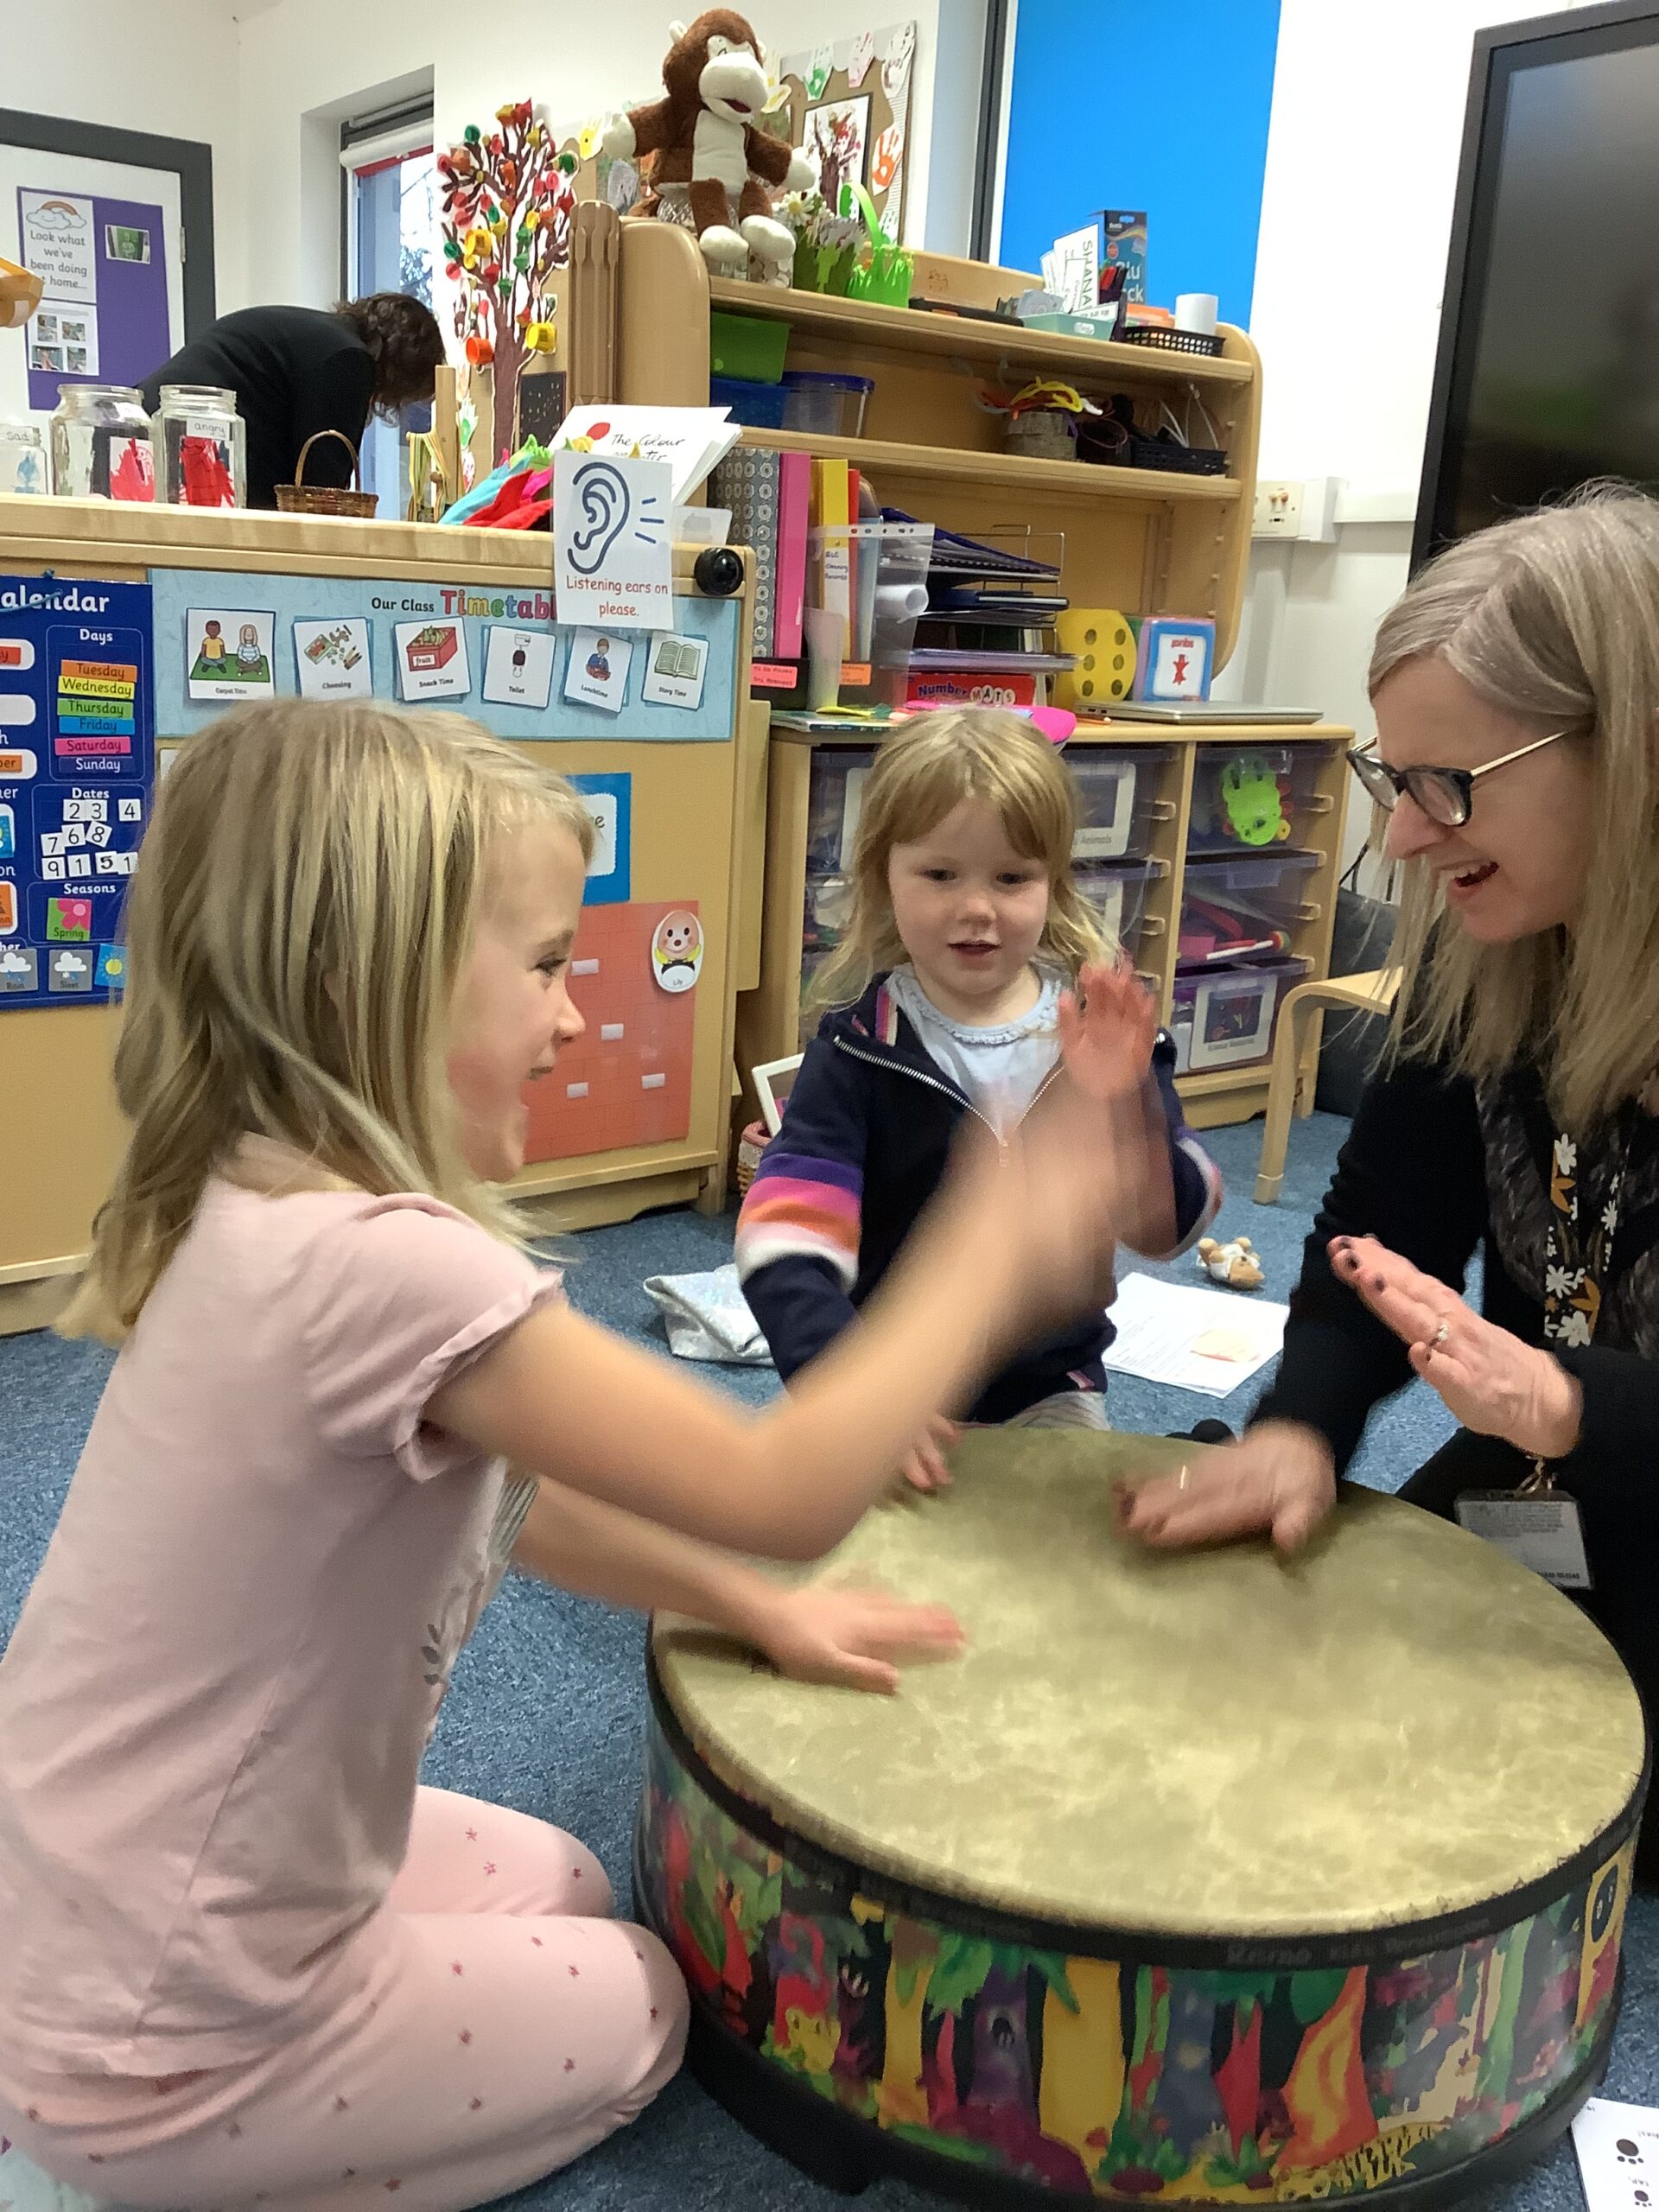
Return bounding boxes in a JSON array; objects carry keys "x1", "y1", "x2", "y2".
[
  {"x1": 139, "y1": 307, "x2": 375, "y2": 509},
  {"x1": 1255, "y1": 1041, "x2": 1659, "y2": 1518}
]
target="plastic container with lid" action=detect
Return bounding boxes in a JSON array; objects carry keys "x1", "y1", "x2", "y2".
[
  {"x1": 1069, "y1": 743, "x2": 1173, "y2": 860},
  {"x1": 1169, "y1": 955, "x2": 1310, "y2": 1075},
  {"x1": 1072, "y1": 856, "x2": 1160, "y2": 963},
  {"x1": 0, "y1": 418, "x2": 50, "y2": 496},
  {"x1": 152, "y1": 383, "x2": 246, "y2": 508},
  {"x1": 710, "y1": 373, "x2": 789, "y2": 430},
  {"x1": 48, "y1": 385, "x2": 154, "y2": 501},
  {"x1": 1178, "y1": 848, "x2": 1323, "y2": 965},
  {"x1": 782, "y1": 371, "x2": 874, "y2": 438},
  {"x1": 1188, "y1": 741, "x2": 1338, "y2": 854},
  {"x1": 804, "y1": 745, "x2": 876, "y2": 872}
]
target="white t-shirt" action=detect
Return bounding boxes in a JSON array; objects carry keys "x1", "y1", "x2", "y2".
[{"x1": 887, "y1": 965, "x2": 1062, "y2": 1135}]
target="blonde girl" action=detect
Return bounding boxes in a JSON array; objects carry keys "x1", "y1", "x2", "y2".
[
  {"x1": 0, "y1": 701, "x2": 1140, "y2": 2208},
  {"x1": 737, "y1": 709, "x2": 1222, "y2": 1490}
]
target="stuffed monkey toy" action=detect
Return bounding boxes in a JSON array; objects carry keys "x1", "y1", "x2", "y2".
[{"x1": 603, "y1": 10, "x2": 815, "y2": 275}]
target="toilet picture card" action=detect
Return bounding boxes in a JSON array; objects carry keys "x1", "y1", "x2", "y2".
[
  {"x1": 563, "y1": 629, "x2": 632, "y2": 715},
  {"x1": 482, "y1": 624, "x2": 556, "y2": 710},
  {"x1": 188, "y1": 607, "x2": 276, "y2": 701},
  {"x1": 394, "y1": 619, "x2": 471, "y2": 702},
  {"x1": 294, "y1": 618, "x2": 373, "y2": 701}
]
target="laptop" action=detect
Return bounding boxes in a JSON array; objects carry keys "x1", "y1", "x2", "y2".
[{"x1": 1078, "y1": 699, "x2": 1325, "y2": 726}]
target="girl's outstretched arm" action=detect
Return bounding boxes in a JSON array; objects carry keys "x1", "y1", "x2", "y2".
[
  {"x1": 512, "y1": 1475, "x2": 963, "y2": 1694},
  {"x1": 434, "y1": 1090, "x2": 1123, "y2": 1561}
]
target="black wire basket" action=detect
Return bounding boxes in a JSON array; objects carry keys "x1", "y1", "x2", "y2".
[{"x1": 1121, "y1": 325, "x2": 1225, "y2": 359}]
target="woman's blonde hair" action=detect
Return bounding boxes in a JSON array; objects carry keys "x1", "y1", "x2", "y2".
[
  {"x1": 1374, "y1": 486, "x2": 1659, "y2": 1133},
  {"x1": 809, "y1": 709, "x2": 1109, "y2": 1011},
  {"x1": 62, "y1": 701, "x2": 594, "y2": 1344}
]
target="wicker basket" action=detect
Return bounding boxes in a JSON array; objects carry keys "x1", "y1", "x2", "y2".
[
  {"x1": 275, "y1": 429, "x2": 378, "y2": 518},
  {"x1": 735, "y1": 1119, "x2": 769, "y2": 1197}
]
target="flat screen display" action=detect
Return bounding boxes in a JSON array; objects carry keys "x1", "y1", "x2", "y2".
[{"x1": 1419, "y1": 8, "x2": 1659, "y2": 559}]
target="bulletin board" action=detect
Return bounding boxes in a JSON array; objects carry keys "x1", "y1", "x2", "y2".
[
  {"x1": 148, "y1": 569, "x2": 740, "y2": 744},
  {"x1": 0, "y1": 575, "x2": 154, "y2": 1010},
  {"x1": 778, "y1": 21, "x2": 918, "y2": 239},
  {"x1": 17, "y1": 188, "x2": 173, "y2": 410}
]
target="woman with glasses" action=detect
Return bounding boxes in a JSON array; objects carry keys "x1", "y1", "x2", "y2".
[{"x1": 1121, "y1": 488, "x2": 1659, "y2": 1874}]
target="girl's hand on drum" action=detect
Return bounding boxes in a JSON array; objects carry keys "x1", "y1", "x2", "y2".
[
  {"x1": 752, "y1": 1584, "x2": 967, "y2": 1694},
  {"x1": 1329, "y1": 1236, "x2": 1583, "y2": 1459},
  {"x1": 1058, "y1": 959, "x2": 1158, "y2": 1108},
  {"x1": 898, "y1": 1414, "x2": 961, "y2": 1493},
  {"x1": 1116, "y1": 1421, "x2": 1336, "y2": 1554}
]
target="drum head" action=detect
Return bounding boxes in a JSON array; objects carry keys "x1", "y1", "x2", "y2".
[{"x1": 654, "y1": 1431, "x2": 1645, "y2": 1939}]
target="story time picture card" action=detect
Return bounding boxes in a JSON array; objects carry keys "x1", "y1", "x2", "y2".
[
  {"x1": 482, "y1": 624, "x2": 557, "y2": 710},
  {"x1": 394, "y1": 619, "x2": 471, "y2": 702},
  {"x1": 554, "y1": 449, "x2": 673, "y2": 632},
  {"x1": 188, "y1": 608, "x2": 275, "y2": 702},
  {"x1": 293, "y1": 618, "x2": 372, "y2": 701},
  {"x1": 563, "y1": 630, "x2": 632, "y2": 715},
  {"x1": 640, "y1": 631, "x2": 709, "y2": 711}
]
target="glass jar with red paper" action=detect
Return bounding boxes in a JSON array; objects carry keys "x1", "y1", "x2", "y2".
[{"x1": 153, "y1": 383, "x2": 245, "y2": 508}]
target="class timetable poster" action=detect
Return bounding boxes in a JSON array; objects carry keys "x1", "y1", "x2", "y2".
[{"x1": 0, "y1": 575, "x2": 154, "y2": 1009}]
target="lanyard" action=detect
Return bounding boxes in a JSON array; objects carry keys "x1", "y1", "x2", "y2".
[{"x1": 1531, "y1": 1109, "x2": 1636, "y2": 1491}]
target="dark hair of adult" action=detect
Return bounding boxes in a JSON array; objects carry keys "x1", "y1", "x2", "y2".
[{"x1": 334, "y1": 293, "x2": 447, "y2": 415}]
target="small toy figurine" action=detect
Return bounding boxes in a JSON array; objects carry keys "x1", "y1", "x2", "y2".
[{"x1": 1197, "y1": 1235, "x2": 1265, "y2": 1292}]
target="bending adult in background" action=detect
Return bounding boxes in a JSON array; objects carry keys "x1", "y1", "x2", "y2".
[
  {"x1": 139, "y1": 293, "x2": 445, "y2": 508},
  {"x1": 1122, "y1": 489, "x2": 1659, "y2": 1877}
]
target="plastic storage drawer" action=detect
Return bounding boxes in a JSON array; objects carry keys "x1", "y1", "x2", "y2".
[
  {"x1": 1178, "y1": 848, "x2": 1322, "y2": 965},
  {"x1": 1169, "y1": 956, "x2": 1311, "y2": 1075},
  {"x1": 1188, "y1": 741, "x2": 1338, "y2": 854},
  {"x1": 1070, "y1": 744, "x2": 1173, "y2": 861},
  {"x1": 1073, "y1": 857, "x2": 1159, "y2": 963},
  {"x1": 804, "y1": 747, "x2": 877, "y2": 873}
]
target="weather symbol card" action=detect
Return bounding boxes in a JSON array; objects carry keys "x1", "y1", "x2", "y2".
[
  {"x1": 294, "y1": 618, "x2": 372, "y2": 701},
  {"x1": 563, "y1": 630, "x2": 632, "y2": 715},
  {"x1": 188, "y1": 608, "x2": 275, "y2": 702},
  {"x1": 482, "y1": 625, "x2": 556, "y2": 709}
]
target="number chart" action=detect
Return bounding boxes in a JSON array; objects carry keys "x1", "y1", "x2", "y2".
[{"x1": 0, "y1": 575, "x2": 153, "y2": 1007}]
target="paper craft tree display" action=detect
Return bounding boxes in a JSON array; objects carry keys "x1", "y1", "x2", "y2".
[{"x1": 439, "y1": 100, "x2": 576, "y2": 452}]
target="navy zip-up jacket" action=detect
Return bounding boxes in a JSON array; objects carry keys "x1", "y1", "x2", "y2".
[{"x1": 735, "y1": 973, "x2": 1222, "y2": 1422}]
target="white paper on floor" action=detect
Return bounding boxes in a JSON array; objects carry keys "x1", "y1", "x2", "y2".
[
  {"x1": 1103, "y1": 1272, "x2": 1288, "y2": 1397},
  {"x1": 1573, "y1": 2096, "x2": 1659, "y2": 2212},
  {"x1": 643, "y1": 1263, "x2": 773, "y2": 1364}
]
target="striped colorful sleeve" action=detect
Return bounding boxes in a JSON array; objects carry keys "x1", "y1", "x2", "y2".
[{"x1": 734, "y1": 1151, "x2": 863, "y2": 1290}]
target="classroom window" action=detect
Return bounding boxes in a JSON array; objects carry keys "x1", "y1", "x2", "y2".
[{"x1": 341, "y1": 106, "x2": 435, "y2": 515}]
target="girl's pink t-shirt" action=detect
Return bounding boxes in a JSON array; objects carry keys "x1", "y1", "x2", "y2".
[{"x1": 0, "y1": 1175, "x2": 561, "y2": 2075}]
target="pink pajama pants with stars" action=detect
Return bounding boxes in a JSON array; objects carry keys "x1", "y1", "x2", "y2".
[{"x1": 0, "y1": 1787, "x2": 689, "y2": 2211}]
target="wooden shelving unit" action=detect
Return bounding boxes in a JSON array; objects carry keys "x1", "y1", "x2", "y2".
[{"x1": 606, "y1": 224, "x2": 1352, "y2": 1132}]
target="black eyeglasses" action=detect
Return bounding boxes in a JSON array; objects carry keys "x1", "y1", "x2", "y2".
[{"x1": 1347, "y1": 728, "x2": 1573, "y2": 829}]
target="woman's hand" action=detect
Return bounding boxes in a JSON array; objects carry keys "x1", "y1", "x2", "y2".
[
  {"x1": 898, "y1": 1414, "x2": 961, "y2": 1493},
  {"x1": 1116, "y1": 1420, "x2": 1337, "y2": 1553},
  {"x1": 1330, "y1": 1236, "x2": 1581, "y2": 1459},
  {"x1": 748, "y1": 1583, "x2": 966, "y2": 1694}
]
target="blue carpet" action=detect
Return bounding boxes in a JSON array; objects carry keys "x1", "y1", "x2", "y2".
[{"x1": 0, "y1": 1111, "x2": 1645, "y2": 2212}]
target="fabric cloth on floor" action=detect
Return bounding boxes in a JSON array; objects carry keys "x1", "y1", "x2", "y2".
[{"x1": 642, "y1": 1264, "x2": 772, "y2": 1364}]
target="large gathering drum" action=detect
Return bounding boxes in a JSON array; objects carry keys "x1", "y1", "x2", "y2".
[{"x1": 635, "y1": 1431, "x2": 1647, "y2": 2206}]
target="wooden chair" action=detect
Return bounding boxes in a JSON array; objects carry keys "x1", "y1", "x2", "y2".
[{"x1": 1254, "y1": 969, "x2": 1401, "y2": 1204}]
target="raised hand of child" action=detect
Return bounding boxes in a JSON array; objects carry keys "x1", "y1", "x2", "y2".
[
  {"x1": 1057, "y1": 958, "x2": 1158, "y2": 1106},
  {"x1": 898, "y1": 1413, "x2": 961, "y2": 1493},
  {"x1": 752, "y1": 1583, "x2": 966, "y2": 1694}
]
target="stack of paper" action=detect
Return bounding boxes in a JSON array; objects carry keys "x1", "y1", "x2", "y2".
[
  {"x1": 1103, "y1": 1273, "x2": 1288, "y2": 1397},
  {"x1": 552, "y1": 405, "x2": 741, "y2": 506}
]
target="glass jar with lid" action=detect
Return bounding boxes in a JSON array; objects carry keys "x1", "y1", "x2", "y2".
[
  {"x1": 152, "y1": 384, "x2": 246, "y2": 508},
  {"x1": 48, "y1": 385, "x2": 155, "y2": 501},
  {"x1": 0, "y1": 417, "x2": 50, "y2": 496}
]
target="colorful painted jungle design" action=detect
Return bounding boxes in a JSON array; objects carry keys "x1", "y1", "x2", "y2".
[{"x1": 638, "y1": 1717, "x2": 1633, "y2": 2202}]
